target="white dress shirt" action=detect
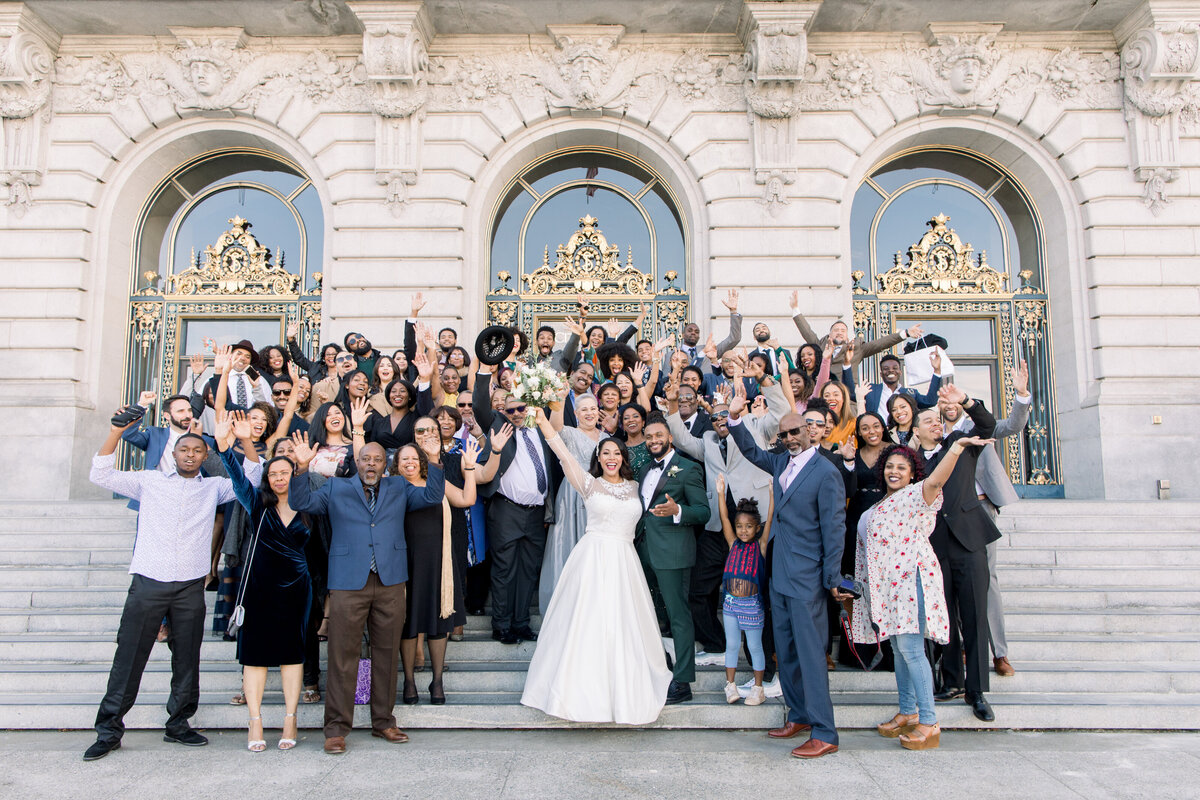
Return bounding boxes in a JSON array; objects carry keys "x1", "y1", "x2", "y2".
[
  {"x1": 780, "y1": 445, "x2": 819, "y2": 490},
  {"x1": 498, "y1": 427, "x2": 548, "y2": 506},
  {"x1": 90, "y1": 452, "x2": 260, "y2": 582},
  {"x1": 158, "y1": 427, "x2": 184, "y2": 475},
  {"x1": 640, "y1": 449, "x2": 682, "y2": 523}
]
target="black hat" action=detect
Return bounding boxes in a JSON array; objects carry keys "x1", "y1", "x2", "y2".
[
  {"x1": 231, "y1": 339, "x2": 260, "y2": 368},
  {"x1": 475, "y1": 325, "x2": 515, "y2": 366}
]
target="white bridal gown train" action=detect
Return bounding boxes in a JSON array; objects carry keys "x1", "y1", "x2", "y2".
[{"x1": 520, "y1": 440, "x2": 672, "y2": 724}]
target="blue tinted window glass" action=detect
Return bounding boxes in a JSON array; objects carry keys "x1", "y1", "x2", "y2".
[
  {"x1": 873, "y1": 183, "x2": 1004, "y2": 276},
  {"x1": 170, "y1": 186, "x2": 301, "y2": 275},
  {"x1": 522, "y1": 187, "x2": 651, "y2": 279}
]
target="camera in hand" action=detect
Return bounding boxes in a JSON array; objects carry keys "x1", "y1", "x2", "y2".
[{"x1": 837, "y1": 576, "x2": 863, "y2": 599}]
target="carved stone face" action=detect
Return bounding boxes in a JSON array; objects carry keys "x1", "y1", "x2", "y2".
[
  {"x1": 949, "y1": 57, "x2": 982, "y2": 94},
  {"x1": 189, "y1": 60, "x2": 224, "y2": 96}
]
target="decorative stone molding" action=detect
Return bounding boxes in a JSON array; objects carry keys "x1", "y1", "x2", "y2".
[
  {"x1": 1117, "y1": 9, "x2": 1200, "y2": 215},
  {"x1": 0, "y1": 4, "x2": 58, "y2": 218},
  {"x1": 738, "y1": 2, "x2": 819, "y2": 215},
  {"x1": 347, "y1": 1, "x2": 433, "y2": 214}
]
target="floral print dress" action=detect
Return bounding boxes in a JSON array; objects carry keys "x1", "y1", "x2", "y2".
[{"x1": 851, "y1": 481, "x2": 950, "y2": 645}]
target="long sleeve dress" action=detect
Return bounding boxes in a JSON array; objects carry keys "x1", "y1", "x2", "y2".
[
  {"x1": 219, "y1": 449, "x2": 312, "y2": 667},
  {"x1": 538, "y1": 425, "x2": 600, "y2": 613}
]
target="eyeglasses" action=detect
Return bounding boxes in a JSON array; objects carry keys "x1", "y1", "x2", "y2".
[
  {"x1": 456, "y1": 402, "x2": 472, "y2": 408},
  {"x1": 779, "y1": 426, "x2": 806, "y2": 438},
  {"x1": 335, "y1": 355, "x2": 355, "y2": 363},
  {"x1": 803, "y1": 418, "x2": 825, "y2": 427},
  {"x1": 505, "y1": 404, "x2": 527, "y2": 414},
  {"x1": 414, "y1": 427, "x2": 437, "y2": 435},
  {"x1": 272, "y1": 389, "x2": 290, "y2": 396},
  {"x1": 711, "y1": 411, "x2": 729, "y2": 420}
]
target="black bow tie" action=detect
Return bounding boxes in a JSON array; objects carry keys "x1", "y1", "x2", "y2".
[{"x1": 650, "y1": 459, "x2": 667, "y2": 470}]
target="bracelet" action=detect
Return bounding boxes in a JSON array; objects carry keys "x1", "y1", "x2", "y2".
[
  {"x1": 491, "y1": 447, "x2": 502, "y2": 454},
  {"x1": 351, "y1": 429, "x2": 365, "y2": 436},
  {"x1": 462, "y1": 467, "x2": 475, "y2": 471}
]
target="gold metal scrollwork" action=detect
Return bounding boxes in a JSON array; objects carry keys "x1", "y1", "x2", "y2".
[
  {"x1": 878, "y1": 214, "x2": 1009, "y2": 297},
  {"x1": 487, "y1": 301, "x2": 518, "y2": 326},
  {"x1": 130, "y1": 301, "x2": 162, "y2": 356},
  {"x1": 1015, "y1": 299, "x2": 1046, "y2": 348},
  {"x1": 852, "y1": 299, "x2": 875, "y2": 339},
  {"x1": 521, "y1": 215, "x2": 653, "y2": 296},
  {"x1": 167, "y1": 216, "x2": 300, "y2": 298}
]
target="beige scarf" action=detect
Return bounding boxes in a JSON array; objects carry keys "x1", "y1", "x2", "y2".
[{"x1": 439, "y1": 495, "x2": 455, "y2": 619}]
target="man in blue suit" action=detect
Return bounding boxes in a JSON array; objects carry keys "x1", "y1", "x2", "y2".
[
  {"x1": 856, "y1": 353, "x2": 944, "y2": 422},
  {"x1": 121, "y1": 392, "x2": 215, "y2": 508},
  {"x1": 289, "y1": 438, "x2": 444, "y2": 755},
  {"x1": 726, "y1": 396, "x2": 848, "y2": 760}
]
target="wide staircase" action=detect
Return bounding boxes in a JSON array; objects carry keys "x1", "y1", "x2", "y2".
[{"x1": 0, "y1": 499, "x2": 1196, "y2": 730}]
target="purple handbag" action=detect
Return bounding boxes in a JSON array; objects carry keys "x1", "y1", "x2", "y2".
[{"x1": 355, "y1": 658, "x2": 371, "y2": 704}]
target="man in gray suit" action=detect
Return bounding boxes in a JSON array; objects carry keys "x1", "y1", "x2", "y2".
[
  {"x1": 940, "y1": 358, "x2": 1032, "y2": 678},
  {"x1": 665, "y1": 370, "x2": 787, "y2": 664}
]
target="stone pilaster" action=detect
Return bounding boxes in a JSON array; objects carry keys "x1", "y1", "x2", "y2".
[{"x1": 0, "y1": 3, "x2": 58, "y2": 218}]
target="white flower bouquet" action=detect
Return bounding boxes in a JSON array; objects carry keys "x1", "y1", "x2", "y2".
[{"x1": 510, "y1": 361, "x2": 567, "y2": 428}]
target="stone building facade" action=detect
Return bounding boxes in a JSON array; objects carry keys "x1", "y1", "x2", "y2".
[{"x1": 0, "y1": 0, "x2": 1197, "y2": 502}]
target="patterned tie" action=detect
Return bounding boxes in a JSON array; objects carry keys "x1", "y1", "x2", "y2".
[
  {"x1": 522, "y1": 430, "x2": 548, "y2": 494},
  {"x1": 364, "y1": 483, "x2": 378, "y2": 573},
  {"x1": 235, "y1": 373, "x2": 248, "y2": 407}
]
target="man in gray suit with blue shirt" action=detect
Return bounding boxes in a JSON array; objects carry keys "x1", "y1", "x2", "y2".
[{"x1": 726, "y1": 395, "x2": 848, "y2": 760}]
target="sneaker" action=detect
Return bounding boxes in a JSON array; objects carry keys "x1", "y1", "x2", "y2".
[
  {"x1": 738, "y1": 675, "x2": 782, "y2": 698},
  {"x1": 745, "y1": 685, "x2": 767, "y2": 706},
  {"x1": 724, "y1": 681, "x2": 740, "y2": 704},
  {"x1": 694, "y1": 650, "x2": 724, "y2": 667},
  {"x1": 737, "y1": 677, "x2": 754, "y2": 698}
]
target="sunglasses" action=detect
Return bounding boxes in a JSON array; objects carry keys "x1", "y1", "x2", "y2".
[
  {"x1": 414, "y1": 427, "x2": 437, "y2": 435},
  {"x1": 711, "y1": 410, "x2": 730, "y2": 420},
  {"x1": 779, "y1": 426, "x2": 806, "y2": 438},
  {"x1": 272, "y1": 389, "x2": 290, "y2": 396},
  {"x1": 335, "y1": 355, "x2": 355, "y2": 363},
  {"x1": 803, "y1": 418, "x2": 825, "y2": 427},
  {"x1": 456, "y1": 402, "x2": 472, "y2": 408},
  {"x1": 505, "y1": 404, "x2": 527, "y2": 414}
]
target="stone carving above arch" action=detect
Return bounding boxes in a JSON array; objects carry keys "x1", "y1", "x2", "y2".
[{"x1": 0, "y1": 5, "x2": 58, "y2": 219}]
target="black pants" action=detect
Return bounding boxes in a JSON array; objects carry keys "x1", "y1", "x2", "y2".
[
  {"x1": 934, "y1": 535, "x2": 991, "y2": 695},
  {"x1": 689, "y1": 529, "x2": 729, "y2": 653},
  {"x1": 486, "y1": 497, "x2": 546, "y2": 632},
  {"x1": 465, "y1": 556, "x2": 491, "y2": 613},
  {"x1": 302, "y1": 581, "x2": 323, "y2": 688},
  {"x1": 94, "y1": 575, "x2": 206, "y2": 742}
]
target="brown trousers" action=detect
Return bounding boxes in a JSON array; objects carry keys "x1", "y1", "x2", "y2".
[{"x1": 324, "y1": 572, "x2": 407, "y2": 738}]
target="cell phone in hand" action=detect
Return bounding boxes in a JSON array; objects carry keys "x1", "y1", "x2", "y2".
[{"x1": 110, "y1": 405, "x2": 145, "y2": 427}]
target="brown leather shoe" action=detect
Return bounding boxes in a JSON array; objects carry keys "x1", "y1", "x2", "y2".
[
  {"x1": 826, "y1": 653, "x2": 836, "y2": 671},
  {"x1": 994, "y1": 656, "x2": 1016, "y2": 677},
  {"x1": 323, "y1": 736, "x2": 346, "y2": 755},
  {"x1": 791, "y1": 738, "x2": 839, "y2": 759},
  {"x1": 768, "y1": 721, "x2": 812, "y2": 739},
  {"x1": 371, "y1": 727, "x2": 410, "y2": 744}
]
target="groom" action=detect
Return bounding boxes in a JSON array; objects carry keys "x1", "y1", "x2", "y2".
[{"x1": 636, "y1": 417, "x2": 709, "y2": 704}]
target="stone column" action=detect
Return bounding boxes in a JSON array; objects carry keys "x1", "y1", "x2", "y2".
[{"x1": 0, "y1": 3, "x2": 58, "y2": 218}]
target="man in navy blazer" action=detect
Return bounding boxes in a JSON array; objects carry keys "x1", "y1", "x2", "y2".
[
  {"x1": 120, "y1": 392, "x2": 215, "y2": 510},
  {"x1": 726, "y1": 396, "x2": 848, "y2": 760},
  {"x1": 856, "y1": 354, "x2": 944, "y2": 422},
  {"x1": 289, "y1": 439, "x2": 444, "y2": 754}
]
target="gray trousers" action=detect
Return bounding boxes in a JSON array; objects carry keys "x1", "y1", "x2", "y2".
[{"x1": 980, "y1": 501, "x2": 1009, "y2": 659}]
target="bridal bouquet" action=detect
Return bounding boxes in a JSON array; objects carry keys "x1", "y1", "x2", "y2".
[{"x1": 510, "y1": 362, "x2": 566, "y2": 428}]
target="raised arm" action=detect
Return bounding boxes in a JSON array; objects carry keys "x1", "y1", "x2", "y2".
[
  {"x1": 942, "y1": 383, "x2": 997, "y2": 439},
  {"x1": 725, "y1": 400, "x2": 785, "y2": 477},
  {"x1": 992, "y1": 358, "x2": 1032, "y2": 439},
  {"x1": 788, "y1": 291, "x2": 821, "y2": 346},
  {"x1": 760, "y1": 492, "x2": 774, "y2": 555},
  {"x1": 445, "y1": 438, "x2": 480, "y2": 508},
  {"x1": 286, "y1": 321, "x2": 319, "y2": 376},
  {"x1": 472, "y1": 362, "x2": 496, "y2": 430},
  {"x1": 665, "y1": 411, "x2": 704, "y2": 460},
  {"x1": 714, "y1": 289, "x2": 742, "y2": 357},
  {"x1": 90, "y1": 408, "x2": 148, "y2": 500},
  {"x1": 266, "y1": 362, "x2": 303, "y2": 451},
  {"x1": 923, "y1": 435, "x2": 994, "y2": 506},
  {"x1": 407, "y1": 431, "x2": 446, "y2": 510},
  {"x1": 476, "y1": 422, "x2": 513, "y2": 483},
  {"x1": 287, "y1": 432, "x2": 331, "y2": 514},
  {"x1": 715, "y1": 474, "x2": 735, "y2": 547},
  {"x1": 534, "y1": 408, "x2": 589, "y2": 494}
]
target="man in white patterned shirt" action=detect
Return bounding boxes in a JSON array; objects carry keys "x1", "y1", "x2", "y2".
[{"x1": 83, "y1": 407, "x2": 261, "y2": 762}]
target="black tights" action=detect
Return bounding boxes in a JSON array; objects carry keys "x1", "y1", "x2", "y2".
[{"x1": 401, "y1": 635, "x2": 447, "y2": 686}]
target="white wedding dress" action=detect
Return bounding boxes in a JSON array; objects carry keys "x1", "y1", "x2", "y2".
[{"x1": 521, "y1": 438, "x2": 672, "y2": 724}]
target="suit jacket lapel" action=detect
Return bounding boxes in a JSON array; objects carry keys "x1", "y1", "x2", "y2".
[{"x1": 779, "y1": 454, "x2": 819, "y2": 507}]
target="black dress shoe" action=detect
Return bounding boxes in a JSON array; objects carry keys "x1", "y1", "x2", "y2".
[
  {"x1": 403, "y1": 678, "x2": 419, "y2": 705},
  {"x1": 513, "y1": 626, "x2": 538, "y2": 642},
  {"x1": 665, "y1": 680, "x2": 692, "y2": 705},
  {"x1": 493, "y1": 628, "x2": 519, "y2": 645},
  {"x1": 429, "y1": 680, "x2": 446, "y2": 705},
  {"x1": 83, "y1": 739, "x2": 120, "y2": 761},
  {"x1": 491, "y1": 628, "x2": 507, "y2": 642},
  {"x1": 967, "y1": 692, "x2": 995, "y2": 722},
  {"x1": 163, "y1": 729, "x2": 208, "y2": 746},
  {"x1": 934, "y1": 686, "x2": 965, "y2": 702}
]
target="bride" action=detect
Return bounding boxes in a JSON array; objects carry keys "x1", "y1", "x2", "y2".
[{"x1": 521, "y1": 407, "x2": 672, "y2": 724}]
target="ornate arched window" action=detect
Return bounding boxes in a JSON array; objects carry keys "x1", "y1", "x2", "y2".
[
  {"x1": 125, "y1": 149, "x2": 323, "y2": 423},
  {"x1": 851, "y1": 147, "x2": 1060, "y2": 494},
  {"x1": 485, "y1": 148, "x2": 689, "y2": 341}
]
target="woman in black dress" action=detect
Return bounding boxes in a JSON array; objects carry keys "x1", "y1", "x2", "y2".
[
  {"x1": 218, "y1": 413, "x2": 311, "y2": 752},
  {"x1": 394, "y1": 422, "x2": 480, "y2": 705}
]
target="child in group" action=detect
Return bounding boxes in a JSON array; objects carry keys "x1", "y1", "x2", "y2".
[{"x1": 715, "y1": 475, "x2": 772, "y2": 705}]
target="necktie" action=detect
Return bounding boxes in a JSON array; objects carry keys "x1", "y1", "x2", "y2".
[
  {"x1": 687, "y1": 346, "x2": 696, "y2": 363},
  {"x1": 522, "y1": 430, "x2": 547, "y2": 494},
  {"x1": 364, "y1": 484, "x2": 378, "y2": 573},
  {"x1": 235, "y1": 373, "x2": 248, "y2": 407},
  {"x1": 719, "y1": 437, "x2": 728, "y2": 462},
  {"x1": 781, "y1": 459, "x2": 799, "y2": 490}
]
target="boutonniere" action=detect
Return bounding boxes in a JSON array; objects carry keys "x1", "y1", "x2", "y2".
[{"x1": 667, "y1": 465, "x2": 682, "y2": 478}]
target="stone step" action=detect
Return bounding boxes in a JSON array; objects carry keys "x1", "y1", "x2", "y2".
[
  {"x1": 998, "y1": 566, "x2": 1200, "y2": 588},
  {"x1": 999, "y1": 547, "x2": 1200, "y2": 567},
  {"x1": 0, "y1": 516, "x2": 136, "y2": 533},
  {"x1": 998, "y1": 586, "x2": 1200, "y2": 609},
  {"x1": 0, "y1": 567, "x2": 131, "y2": 589},
  {"x1": 0, "y1": 549, "x2": 135, "y2": 567},
  {"x1": 2, "y1": 690, "x2": 1198, "y2": 731}
]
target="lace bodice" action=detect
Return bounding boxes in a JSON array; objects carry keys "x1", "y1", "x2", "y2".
[{"x1": 578, "y1": 474, "x2": 642, "y2": 542}]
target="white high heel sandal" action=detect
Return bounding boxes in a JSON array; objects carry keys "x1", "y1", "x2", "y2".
[
  {"x1": 278, "y1": 712, "x2": 298, "y2": 750},
  {"x1": 247, "y1": 715, "x2": 266, "y2": 752}
]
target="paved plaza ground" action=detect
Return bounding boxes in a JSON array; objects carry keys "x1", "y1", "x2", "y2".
[{"x1": 2, "y1": 728, "x2": 1195, "y2": 799}]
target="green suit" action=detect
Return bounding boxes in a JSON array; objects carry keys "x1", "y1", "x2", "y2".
[{"x1": 636, "y1": 451, "x2": 710, "y2": 684}]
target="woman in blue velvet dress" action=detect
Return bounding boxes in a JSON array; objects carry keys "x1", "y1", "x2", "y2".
[{"x1": 219, "y1": 413, "x2": 311, "y2": 752}]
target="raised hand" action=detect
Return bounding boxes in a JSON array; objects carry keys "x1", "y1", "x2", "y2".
[
  {"x1": 213, "y1": 409, "x2": 232, "y2": 447},
  {"x1": 1012, "y1": 357, "x2": 1030, "y2": 397},
  {"x1": 955, "y1": 435, "x2": 996, "y2": 450},
  {"x1": 631, "y1": 362, "x2": 649, "y2": 385},
  {"x1": 751, "y1": 395, "x2": 768, "y2": 417},
  {"x1": 906, "y1": 322, "x2": 924, "y2": 339},
  {"x1": 287, "y1": 360, "x2": 302, "y2": 383},
  {"x1": 716, "y1": 473, "x2": 726, "y2": 495},
  {"x1": 728, "y1": 392, "x2": 747, "y2": 419},
  {"x1": 842, "y1": 339, "x2": 856, "y2": 366},
  {"x1": 653, "y1": 334, "x2": 673, "y2": 355},
  {"x1": 788, "y1": 290, "x2": 799, "y2": 312},
  {"x1": 490, "y1": 422, "x2": 515, "y2": 453},
  {"x1": 744, "y1": 359, "x2": 765, "y2": 381},
  {"x1": 576, "y1": 294, "x2": 590, "y2": 319},
  {"x1": 230, "y1": 410, "x2": 254, "y2": 442},
  {"x1": 722, "y1": 288, "x2": 739, "y2": 313},
  {"x1": 599, "y1": 409, "x2": 618, "y2": 434},
  {"x1": 938, "y1": 383, "x2": 968, "y2": 406},
  {"x1": 856, "y1": 380, "x2": 871, "y2": 402},
  {"x1": 286, "y1": 320, "x2": 300, "y2": 341},
  {"x1": 290, "y1": 431, "x2": 316, "y2": 470},
  {"x1": 663, "y1": 376, "x2": 679, "y2": 402},
  {"x1": 563, "y1": 315, "x2": 585, "y2": 337},
  {"x1": 702, "y1": 333, "x2": 717, "y2": 362},
  {"x1": 410, "y1": 291, "x2": 426, "y2": 317},
  {"x1": 189, "y1": 352, "x2": 206, "y2": 377},
  {"x1": 838, "y1": 436, "x2": 857, "y2": 461},
  {"x1": 137, "y1": 390, "x2": 157, "y2": 408},
  {"x1": 213, "y1": 344, "x2": 232, "y2": 374},
  {"x1": 822, "y1": 338, "x2": 835, "y2": 360},
  {"x1": 651, "y1": 493, "x2": 680, "y2": 518},
  {"x1": 350, "y1": 396, "x2": 370, "y2": 429},
  {"x1": 605, "y1": 317, "x2": 622, "y2": 338},
  {"x1": 461, "y1": 435, "x2": 481, "y2": 468},
  {"x1": 766, "y1": 337, "x2": 780, "y2": 349},
  {"x1": 189, "y1": 419, "x2": 204, "y2": 435},
  {"x1": 929, "y1": 347, "x2": 943, "y2": 374},
  {"x1": 414, "y1": 351, "x2": 434, "y2": 382}
]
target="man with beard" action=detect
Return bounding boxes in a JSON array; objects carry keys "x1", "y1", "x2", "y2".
[
  {"x1": 726, "y1": 394, "x2": 848, "y2": 759},
  {"x1": 636, "y1": 417, "x2": 710, "y2": 704},
  {"x1": 666, "y1": 289, "x2": 743, "y2": 372},
  {"x1": 124, "y1": 391, "x2": 214, "y2": 478},
  {"x1": 561, "y1": 360, "x2": 596, "y2": 429},
  {"x1": 859, "y1": 352, "x2": 945, "y2": 423},
  {"x1": 749, "y1": 322, "x2": 794, "y2": 378},
  {"x1": 343, "y1": 331, "x2": 381, "y2": 381},
  {"x1": 288, "y1": 439, "x2": 445, "y2": 754},
  {"x1": 314, "y1": 349, "x2": 360, "y2": 407},
  {"x1": 533, "y1": 323, "x2": 579, "y2": 372},
  {"x1": 83, "y1": 409, "x2": 261, "y2": 761},
  {"x1": 788, "y1": 290, "x2": 923, "y2": 371}
]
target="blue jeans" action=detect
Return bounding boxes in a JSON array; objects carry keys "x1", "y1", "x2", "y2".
[
  {"x1": 892, "y1": 582, "x2": 936, "y2": 725},
  {"x1": 723, "y1": 613, "x2": 765, "y2": 671}
]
